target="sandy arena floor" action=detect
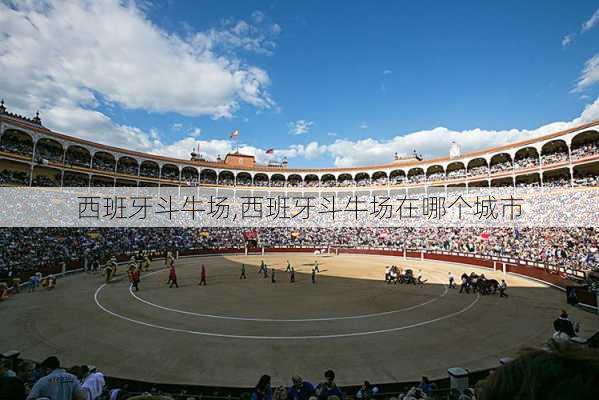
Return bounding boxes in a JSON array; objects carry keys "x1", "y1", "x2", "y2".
[{"x1": 1, "y1": 253, "x2": 597, "y2": 387}]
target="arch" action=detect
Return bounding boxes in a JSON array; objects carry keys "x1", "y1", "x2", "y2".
[
  {"x1": 407, "y1": 167, "x2": 425, "y2": 183},
  {"x1": 305, "y1": 174, "x2": 319, "y2": 187},
  {"x1": 514, "y1": 147, "x2": 539, "y2": 169},
  {"x1": 139, "y1": 160, "x2": 160, "y2": 178},
  {"x1": 426, "y1": 165, "x2": 444, "y2": 177},
  {"x1": 571, "y1": 130, "x2": 599, "y2": 161},
  {"x1": 117, "y1": 156, "x2": 139, "y2": 176},
  {"x1": 543, "y1": 168, "x2": 571, "y2": 187},
  {"x1": 35, "y1": 137, "x2": 64, "y2": 163},
  {"x1": 515, "y1": 173, "x2": 540, "y2": 188},
  {"x1": 372, "y1": 171, "x2": 388, "y2": 185},
  {"x1": 217, "y1": 170, "x2": 234, "y2": 185},
  {"x1": 65, "y1": 145, "x2": 91, "y2": 168},
  {"x1": 200, "y1": 169, "x2": 217, "y2": 184},
  {"x1": 573, "y1": 161, "x2": 599, "y2": 186},
  {"x1": 91, "y1": 175, "x2": 115, "y2": 187},
  {"x1": 320, "y1": 174, "x2": 336, "y2": 187},
  {"x1": 116, "y1": 179, "x2": 138, "y2": 187},
  {"x1": 354, "y1": 172, "x2": 370, "y2": 186},
  {"x1": 490, "y1": 177, "x2": 514, "y2": 187},
  {"x1": 541, "y1": 139, "x2": 568, "y2": 166},
  {"x1": 287, "y1": 174, "x2": 302, "y2": 187},
  {"x1": 181, "y1": 166, "x2": 199, "y2": 183},
  {"x1": 489, "y1": 153, "x2": 512, "y2": 173},
  {"x1": 446, "y1": 161, "x2": 466, "y2": 177},
  {"x1": 31, "y1": 166, "x2": 61, "y2": 187},
  {"x1": 236, "y1": 172, "x2": 252, "y2": 186},
  {"x1": 253, "y1": 173, "x2": 269, "y2": 187},
  {"x1": 467, "y1": 158, "x2": 488, "y2": 177},
  {"x1": 0, "y1": 129, "x2": 34, "y2": 157},
  {"x1": 408, "y1": 167, "x2": 425, "y2": 176},
  {"x1": 0, "y1": 159, "x2": 30, "y2": 185},
  {"x1": 161, "y1": 163, "x2": 180, "y2": 180},
  {"x1": 337, "y1": 173, "x2": 353, "y2": 186},
  {"x1": 389, "y1": 169, "x2": 405, "y2": 184},
  {"x1": 270, "y1": 173, "x2": 285, "y2": 187},
  {"x1": 63, "y1": 171, "x2": 89, "y2": 187},
  {"x1": 92, "y1": 151, "x2": 116, "y2": 172}
]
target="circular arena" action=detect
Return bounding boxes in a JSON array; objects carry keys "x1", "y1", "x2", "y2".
[{"x1": 2, "y1": 251, "x2": 597, "y2": 387}]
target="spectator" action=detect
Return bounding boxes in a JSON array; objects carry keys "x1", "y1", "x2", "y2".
[
  {"x1": 417, "y1": 377, "x2": 433, "y2": 397},
  {"x1": 476, "y1": 342, "x2": 599, "y2": 400},
  {"x1": 0, "y1": 359, "x2": 25, "y2": 400},
  {"x1": 26, "y1": 356, "x2": 85, "y2": 400},
  {"x1": 251, "y1": 375, "x2": 272, "y2": 400},
  {"x1": 80, "y1": 366, "x2": 105, "y2": 400},
  {"x1": 355, "y1": 381, "x2": 378, "y2": 399},
  {"x1": 315, "y1": 370, "x2": 344, "y2": 400},
  {"x1": 287, "y1": 376, "x2": 315, "y2": 400}
]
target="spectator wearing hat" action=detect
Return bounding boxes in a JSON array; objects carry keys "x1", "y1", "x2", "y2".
[
  {"x1": 26, "y1": 356, "x2": 85, "y2": 400},
  {"x1": 553, "y1": 310, "x2": 578, "y2": 338}
]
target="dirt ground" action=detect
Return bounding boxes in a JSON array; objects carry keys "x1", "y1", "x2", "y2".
[{"x1": 1, "y1": 253, "x2": 597, "y2": 387}]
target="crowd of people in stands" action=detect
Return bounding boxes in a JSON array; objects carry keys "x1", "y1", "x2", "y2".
[
  {"x1": 2, "y1": 338, "x2": 598, "y2": 400},
  {"x1": 571, "y1": 141, "x2": 599, "y2": 160},
  {"x1": 0, "y1": 227, "x2": 596, "y2": 281},
  {"x1": 541, "y1": 152, "x2": 568, "y2": 166},
  {"x1": 514, "y1": 156, "x2": 539, "y2": 169},
  {"x1": 0, "y1": 169, "x2": 29, "y2": 185},
  {"x1": 0, "y1": 140, "x2": 33, "y2": 157}
]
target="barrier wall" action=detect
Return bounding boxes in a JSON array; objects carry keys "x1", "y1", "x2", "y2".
[{"x1": 10, "y1": 246, "x2": 586, "y2": 299}]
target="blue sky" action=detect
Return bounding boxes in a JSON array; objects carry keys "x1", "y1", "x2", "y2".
[{"x1": 1, "y1": 0, "x2": 598, "y2": 167}]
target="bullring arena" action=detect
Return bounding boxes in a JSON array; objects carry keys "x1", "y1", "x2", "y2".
[{"x1": 2, "y1": 251, "x2": 596, "y2": 387}]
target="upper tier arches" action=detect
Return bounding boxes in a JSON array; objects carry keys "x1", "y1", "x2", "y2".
[{"x1": 0, "y1": 115, "x2": 598, "y2": 189}]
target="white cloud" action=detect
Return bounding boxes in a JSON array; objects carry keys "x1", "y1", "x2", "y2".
[
  {"x1": 317, "y1": 96, "x2": 599, "y2": 167},
  {"x1": 359, "y1": 123, "x2": 368, "y2": 129},
  {"x1": 172, "y1": 123, "x2": 184, "y2": 130},
  {"x1": 383, "y1": 69, "x2": 392, "y2": 75},
  {"x1": 49, "y1": 96, "x2": 598, "y2": 169},
  {"x1": 559, "y1": 8, "x2": 598, "y2": 46},
  {"x1": 582, "y1": 8, "x2": 599, "y2": 32},
  {"x1": 0, "y1": 0, "x2": 276, "y2": 132},
  {"x1": 573, "y1": 54, "x2": 599, "y2": 92},
  {"x1": 327, "y1": 132, "x2": 338, "y2": 137},
  {"x1": 190, "y1": 128, "x2": 202, "y2": 138},
  {"x1": 562, "y1": 34, "x2": 574, "y2": 47},
  {"x1": 288, "y1": 120, "x2": 314, "y2": 135}
]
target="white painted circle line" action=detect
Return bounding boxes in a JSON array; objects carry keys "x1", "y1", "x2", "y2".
[
  {"x1": 126, "y1": 269, "x2": 449, "y2": 322},
  {"x1": 94, "y1": 283, "x2": 480, "y2": 340}
]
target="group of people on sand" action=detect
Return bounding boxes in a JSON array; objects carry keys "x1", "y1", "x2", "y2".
[
  {"x1": 384, "y1": 265, "x2": 427, "y2": 285},
  {"x1": 255, "y1": 259, "x2": 321, "y2": 284},
  {"x1": 0, "y1": 272, "x2": 56, "y2": 302}
]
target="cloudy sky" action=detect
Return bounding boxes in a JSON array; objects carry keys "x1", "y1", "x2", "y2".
[{"x1": 1, "y1": 0, "x2": 598, "y2": 167}]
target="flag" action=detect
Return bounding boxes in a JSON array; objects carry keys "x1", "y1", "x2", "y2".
[
  {"x1": 230, "y1": 129, "x2": 239, "y2": 139},
  {"x1": 243, "y1": 230, "x2": 257, "y2": 240},
  {"x1": 480, "y1": 231, "x2": 490, "y2": 240},
  {"x1": 265, "y1": 148, "x2": 274, "y2": 155}
]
